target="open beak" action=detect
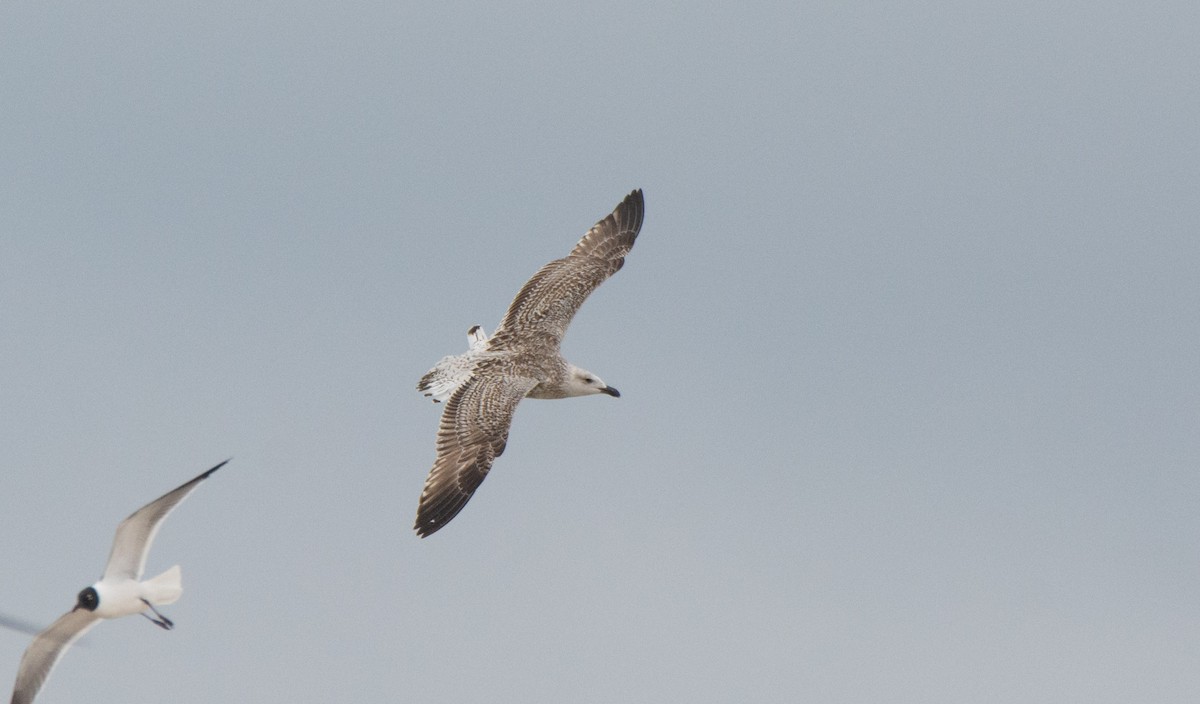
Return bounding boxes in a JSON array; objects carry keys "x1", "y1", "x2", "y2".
[{"x1": 602, "y1": 386, "x2": 620, "y2": 398}]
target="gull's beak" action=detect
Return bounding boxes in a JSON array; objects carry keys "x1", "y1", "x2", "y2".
[{"x1": 602, "y1": 386, "x2": 620, "y2": 398}]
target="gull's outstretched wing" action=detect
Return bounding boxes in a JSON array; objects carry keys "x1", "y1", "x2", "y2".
[
  {"x1": 101, "y1": 459, "x2": 229, "y2": 581},
  {"x1": 489, "y1": 189, "x2": 644, "y2": 351},
  {"x1": 10, "y1": 609, "x2": 100, "y2": 704},
  {"x1": 0, "y1": 613, "x2": 46, "y2": 638},
  {"x1": 414, "y1": 375, "x2": 539, "y2": 537}
]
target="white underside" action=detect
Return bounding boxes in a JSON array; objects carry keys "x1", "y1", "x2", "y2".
[{"x1": 93, "y1": 565, "x2": 182, "y2": 619}]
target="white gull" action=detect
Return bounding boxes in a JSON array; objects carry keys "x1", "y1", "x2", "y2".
[{"x1": 9, "y1": 460, "x2": 228, "y2": 704}]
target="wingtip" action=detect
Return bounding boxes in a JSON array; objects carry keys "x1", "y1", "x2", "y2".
[
  {"x1": 414, "y1": 508, "x2": 455, "y2": 538},
  {"x1": 200, "y1": 458, "x2": 232, "y2": 479},
  {"x1": 618, "y1": 188, "x2": 645, "y2": 233}
]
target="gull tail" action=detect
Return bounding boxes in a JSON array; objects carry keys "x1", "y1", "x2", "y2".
[
  {"x1": 418, "y1": 325, "x2": 487, "y2": 403},
  {"x1": 143, "y1": 565, "x2": 183, "y2": 605}
]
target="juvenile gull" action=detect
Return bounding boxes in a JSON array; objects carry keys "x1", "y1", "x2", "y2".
[
  {"x1": 9, "y1": 460, "x2": 228, "y2": 704},
  {"x1": 414, "y1": 189, "x2": 645, "y2": 537}
]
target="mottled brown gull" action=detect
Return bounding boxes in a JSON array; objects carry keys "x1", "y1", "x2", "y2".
[{"x1": 413, "y1": 189, "x2": 645, "y2": 537}]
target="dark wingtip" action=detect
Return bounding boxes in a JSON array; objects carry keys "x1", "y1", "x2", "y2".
[
  {"x1": 202, "y1": 458, "x2": 232, "y2": 478},
  {"x1": 414, "y1": 520, "x2": 441, "y2": 538},
  {"x1": 621, "y1": 189, "x2": 644, "y2": 231}
]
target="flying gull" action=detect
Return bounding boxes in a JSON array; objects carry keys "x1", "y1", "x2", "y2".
[
  {"x1": 414, "y1": 189, "x2": 645, "y2": 537},
  {"x1": 9, "y1": 460, "x2": 229, "y2": 704}
]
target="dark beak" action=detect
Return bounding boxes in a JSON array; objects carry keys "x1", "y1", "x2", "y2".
[{"x1": 602, "y1": 386, "x2": 620, "y2": 398}]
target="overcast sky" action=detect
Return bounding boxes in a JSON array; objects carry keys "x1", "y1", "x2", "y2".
[{"x1": 2, "y1": 2, "x2": 1198, "y2": 703}]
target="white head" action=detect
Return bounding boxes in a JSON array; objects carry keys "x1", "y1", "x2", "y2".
[{"x1": 564, "y1": 364, "x2": 620, "y2": 398}]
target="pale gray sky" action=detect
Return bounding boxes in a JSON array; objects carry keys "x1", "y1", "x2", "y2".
[{"x1": 2, "y1": 2, "x2": 1198, "y2": 702}]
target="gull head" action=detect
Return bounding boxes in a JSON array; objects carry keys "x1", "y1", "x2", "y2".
[
  {"x1": 565, "y1": 365, "x2": 620, "y2": 398},
  {"x1": 73, "y1": 587, "x2": 99, "y2": 613}
]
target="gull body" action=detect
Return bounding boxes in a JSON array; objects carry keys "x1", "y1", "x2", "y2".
[
  {"x1": 9, "y1": 459, "x2": 228, "y2": 704},
  {"x1": 414, "y1": 189, "x2": 644, "y2": 537},
  {"x1": 82, "y1": 566, "x2": 182, "y2": 619}
]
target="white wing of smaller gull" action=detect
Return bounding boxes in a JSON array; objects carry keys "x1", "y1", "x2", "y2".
[
  {"x1": 9, "y1": 459, "x2": 229, "y2": 704},
  {"x1": 414, "y1": 189, "x2": 645, "y2": 537}
]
